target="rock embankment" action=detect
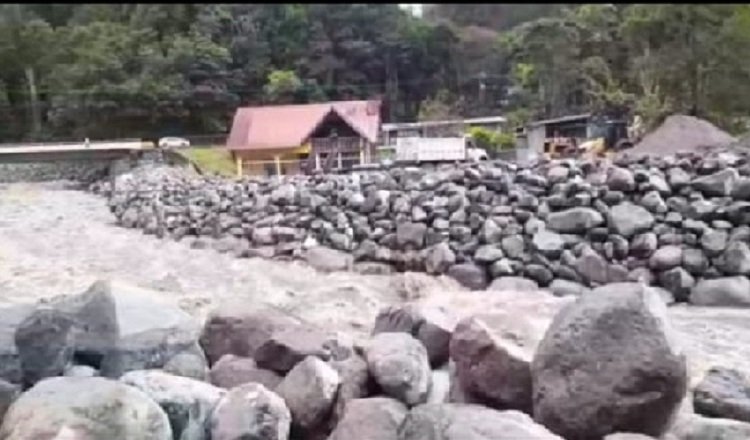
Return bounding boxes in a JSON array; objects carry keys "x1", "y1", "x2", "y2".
[
  {"x1": 105, "y1": 151, "x2": 750, "y2": 307},
  {"x1": 0, "y1": 279, "x2": 748, "y2": 439}
]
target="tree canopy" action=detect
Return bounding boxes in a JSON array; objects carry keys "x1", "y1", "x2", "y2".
[{"x1": 0, "y1": 4, "x2": 749, "y2": 142}]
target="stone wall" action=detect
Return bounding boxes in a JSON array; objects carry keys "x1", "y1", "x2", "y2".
[
  {"x1": 105, "y1": 150, "x2": 750, "y2": 306},
  {"x1": 0, "y1": 149, "x2": 176, "y2": 184},
  {"x1": 0, "y1": 159, "x2": 111, "y2": 184}
]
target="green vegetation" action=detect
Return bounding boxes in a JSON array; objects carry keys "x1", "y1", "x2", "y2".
[
  {"x1": 180, "y1": 148, "x2": 236, "y2": 177},
  {"x1": 467, "y1": 127, "x2": 515, "y2": 152},
  {"x1": 1, "y1": 4, "x2": 749, "y2": 142}
]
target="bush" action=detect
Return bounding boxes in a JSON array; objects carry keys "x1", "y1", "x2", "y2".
[{"x1": 467, "y1": 127, "x2": 516, "y2": 152}]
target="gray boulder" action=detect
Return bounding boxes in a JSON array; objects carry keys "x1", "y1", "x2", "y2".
[
  {"x1": 254, "y1": 326, "x2": 351, "y2": 374},
  {"x1": 14, "y1": 308, "x2": 75, "y2": 387},
  {"x1": 365, "y1": 332, "x2": 431, "y2": 406},
  {"x1": 329, "y1": 354, "x2": 372, "y2": 423},
  {"x1": 424, "y1": 242, "x2": 456, "y2": 275},
  {"x1": 694, "y1": 367, "x2": 750, "y2": 423},
  {"x1": 690, "y1": 277, "x2": 750, "y2": 307},
  {"x1": 121, "y1": 370, "x2": 225, "y2": 440},
  {"x1": 669, "y1": 413, "x2": 750, "y2": 440},
  {"x1": 548, "y1": 279, "x2": 590, "y2": 297},
  {"x1": 658, "y1": 267, "x2": 695, "y2": 302},
  {"x1": 276, "y1": 356, "x2": 341, "y2": 434},
  {"x1": 533, "y1": 229, "x2": 565, "y2": 259},
  {"x1": 200, "y1": 302, "x2": 302, "y2": 365},
  {"x1": 0, "y1": 305, "x2": 33, "y2": 384},
  {"x1": 547, "y1": 207, "x2": 604, "y2": 234},
  {"x1": 446, "y1": 263, "x2": 488, "y2": 290},
  {"x1": 399, "y1": 404, "x2": 564, "y2": 440},
  {"x1": 609, "y1": 203, "x2": 656, "y2": 237},
  {"x1": 501, "y1": 235, "x2": 525, "y2": 259},
  {"x1": 209, "y1": 355, "x2": 282, "y2": 390},
  {"x1": 450, "y1": 313, "x2": 545, "y2": 412},
  {"x1": 210, "y1": 383, "x2": 291, "y2": 440},
  {"x1": 719, "y1": 241, "x2": 750, "y2": 275},
  {"x1": 0, "y1": 376, "x2": 172, "y2": 440},
  {"x1": 608, "y1": 167, "x2": 636, "y2": 192},
  {"x1": 44, "y1": 280, "x2": 203, "y2": 378},
  {"x1": 650, "y1": 246, "x2": 684, "y2": 271},
  {"x1": 701, "y1": 230, "x2": 728, "y2": 257},
  {"x1": 397, "y1": 222, "x2": 428, "y2": 249},
  {"x1": 575, "y1": 247, "x2": 610, "y2": 285},
  {"x1": 328, "y1": 397, "x2": 407, "y2": 440},
  {"x1": 163, "y1": 351, "x2": 209, "y2": 382},
  {"x1": 631, "y1": 233, "x2": 658, "y2": 258},
  {"x1": 372, "y1": 304, "x2": 456, "y2": 367},
  {"x1": 532, "y1": 282, "x2": 687, "y2": 439},
  {"x1": 473, "y1": 245, "x2": 505, "y2": 263},
  {"x1": 691, "y1": 168, "x2": 739, "y2": 197}
]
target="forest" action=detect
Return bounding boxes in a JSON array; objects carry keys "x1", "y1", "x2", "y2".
[{"x1": 1, "y1": 4, "x2": 750, "y2": 143}]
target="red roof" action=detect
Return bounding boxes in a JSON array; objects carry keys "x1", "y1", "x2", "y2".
[{"x1": 227, "y1": 100, "x2": 381, "y2": 151}]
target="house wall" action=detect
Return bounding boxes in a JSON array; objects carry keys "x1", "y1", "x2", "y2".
[{"x1": 233, "y1": 144, "x2": 310, "y2": 177}]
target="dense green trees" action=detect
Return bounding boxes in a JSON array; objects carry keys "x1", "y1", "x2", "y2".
[{"x1": 0, "y1": 4, "x2": 749, "y2": 142}]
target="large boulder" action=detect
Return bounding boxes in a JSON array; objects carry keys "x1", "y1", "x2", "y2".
[
  {"x1": 365, "y1": 332, "x2": 431, "y2": 406},
  {"x1": 200, "y1": 301, "x2": 303, "y2": 365},
  {"x1": 694, "y1": 367, "x2": 750, "y2": 423},
  {"x1": 210, "y1": 383, "x2": 291, "y2": 440},
  {"x1": 328, "y1": 354, "x2": 372, "y2": 423},
  {"x1": 691, "y1": 168, "x2": 739, "y2": 197},
  {"x1": 14, "y1": 308, "x2": 76, "y2": 387},
  {"x1": 532, "y1": 282, "x2": 687, "y2": 439},
  {"x1": 689, "y1": 277, "x2": 750, "y2": 307},
  {"x1": 718, "y1": 241, "x2": 750, "y2": 275},
  {"x1": 254, "y1": 326, "x2": 352, "y2": 374},
  {"x1": 0, "y1": 305, "x2": 33, "y2": 384},
  {"x1": 669, "y1": 413, "x2": 750, "y2": 440},
  {"x1": 275, "y1": 356, "x2": 340, "y2": 434},
  {"x1": 209, "y1": 355, "x2": 282, "y2": 390},
  {"x1": 0, "y1": 376, "x2": 172, "y2": 440},
  {"x1": 163, "y1": 351, "x2": 209, "y2": 382},
  {"x1": 609, "y1": 203, "x2": 656, "y2": 237},
  {"x1": 446, "y1": 263, "x2": 488, "y2": 290},
  {"x1": 449, "y1": 312, "x2": 546, "y2": 413},
  {"x1": 546, "y1": 208, "x2": 604, "y2": 234},
  {"x1": 43, "y1": 280, "x2": 204, "y2": 378},
  {"x1": 398, "y1": 404, "x2": 564, "y2": 440},
  {"x1": 372, "y1": 304, "x2": 456, "y2": 367},
  {"x1": 328, "y1": 397, "x2": 407, "y2": 440},
  {"x1": 424, "y1": 242, "x2": 456, "y2": 275},
  {"x1": 120, "y1": 370, "x2": 225, "y2": 440}
]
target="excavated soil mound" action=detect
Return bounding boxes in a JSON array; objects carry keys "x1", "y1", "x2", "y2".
[{"x1": 622, "y1": 114, "x2": 736, "y2": 158}]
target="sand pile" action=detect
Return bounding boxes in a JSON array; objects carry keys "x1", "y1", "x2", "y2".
[{"x1": 622, "y1": 114, "x2": 736, "y2": 158}]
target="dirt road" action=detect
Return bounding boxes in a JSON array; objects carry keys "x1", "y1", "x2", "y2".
[{"x1": 1, "y1": 182, "x2": 749, "y2": 383}]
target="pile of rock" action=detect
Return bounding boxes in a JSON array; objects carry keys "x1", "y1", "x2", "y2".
[
  {"x1": 1, "y1": 279, "x2": 749, "y2": 439},
  {"x1": 105, "y1": 150, "x2": 750, "y2": 307}
]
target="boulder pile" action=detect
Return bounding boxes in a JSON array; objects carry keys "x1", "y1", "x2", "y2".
[
  {"x1": 105, "y1": 150, "x2": 750, "y2": 306},
  {"x1": 1, "y1": 279, "x2": 749, "y2": 439}
]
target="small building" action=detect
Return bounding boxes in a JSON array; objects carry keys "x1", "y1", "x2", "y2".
[
  {"x1": 227, "y1": 100, "x2": 381, "y2": 176},
  {"x1": 381, "y1": 116, "x2": 507, "y2": 147},
  {"x1": 524, "y1": 113, "x2": 592, "y2": 156}
]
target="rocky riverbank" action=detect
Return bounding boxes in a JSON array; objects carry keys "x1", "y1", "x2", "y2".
[
  {"x1": 0, "y1": 278, "x2": 749, "y2": 439},
  {"x1": 2, "y1": 182, "x2": 750, "y2": 439},
  {"x1": 102, "y1": 150, "x2": 750, "y2": 307}
]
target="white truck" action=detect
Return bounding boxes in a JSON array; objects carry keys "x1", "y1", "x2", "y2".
[{"x1": 394, "y1": 136, "x2": 488, "y2": 164}]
